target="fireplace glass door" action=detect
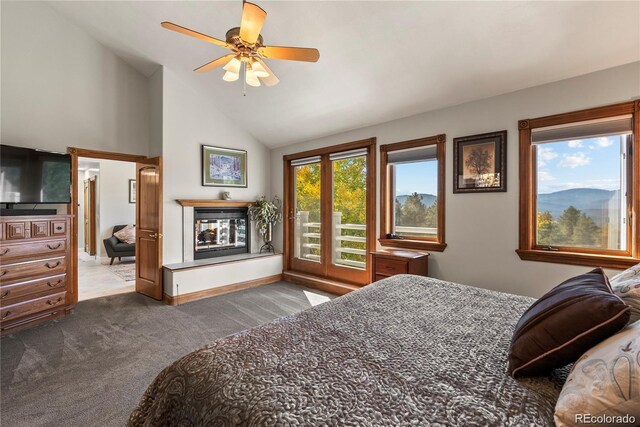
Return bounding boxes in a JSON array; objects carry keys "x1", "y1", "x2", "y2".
[{"x1": 194, "y1": 210, "x2": 248, "y2": 259}]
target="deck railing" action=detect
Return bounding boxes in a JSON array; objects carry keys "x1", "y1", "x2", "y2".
[{"x1": 295, "y1": 211, "x2": 436, "y2": 269}]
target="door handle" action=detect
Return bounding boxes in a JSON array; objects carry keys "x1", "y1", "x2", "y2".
[
  {"x1": 46, "y1": 297, "x2": 63, "y2": 306},
  {"x1": 149, "y1": 233, "x2": 163, "y2": 239}
]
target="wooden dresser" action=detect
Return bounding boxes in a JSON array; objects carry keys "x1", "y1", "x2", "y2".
[
  {"x1": 1, "y1": 214, "x2": 72, "y2": 334},
  {"x1": 371, "y1": 249, "x2": 429, "y2": 281}
]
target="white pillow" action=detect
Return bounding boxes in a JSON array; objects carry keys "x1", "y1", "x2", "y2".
[
  {"x1": 114, "y1": 225, "x2": 136, "y2": 244},
  {"x1": 554, "y1": 320, "x2": 640, "y2": 427},
  {"x1": 610, "y1": 263, "x2": 640, "y2": 324}
]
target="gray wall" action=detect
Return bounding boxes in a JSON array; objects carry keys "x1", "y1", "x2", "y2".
[
  {"x1": 270, "y1": 62, "x2": 640, "y2": 298},
  {"x1": 1, "y1": 1, "x2": 150, "y2": 156},
  {"x1": 160, "y1": 68, "x2": 271, "y2": 264}
]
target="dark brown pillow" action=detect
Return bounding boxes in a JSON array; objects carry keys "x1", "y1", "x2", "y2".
[{"x1": 508, "y1": 268, "x2": 630, "y2": 377}]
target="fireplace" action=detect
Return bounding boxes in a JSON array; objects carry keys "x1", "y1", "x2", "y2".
[{"x1": 194, "y1": 207, "x2": 249, "y2": 259}]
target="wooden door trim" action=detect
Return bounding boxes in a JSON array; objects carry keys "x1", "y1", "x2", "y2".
[{"x1": 67, "y1": 147, "x2": 147, "y2": 306}]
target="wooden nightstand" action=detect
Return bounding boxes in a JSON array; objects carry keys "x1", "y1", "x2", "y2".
[{"x1": 371, "y1": 249, "x2": 429, "y2": 281}]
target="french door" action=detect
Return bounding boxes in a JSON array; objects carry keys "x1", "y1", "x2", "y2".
[{"x1": 285, "y1": 139, "x2": 376, "y2": 285}]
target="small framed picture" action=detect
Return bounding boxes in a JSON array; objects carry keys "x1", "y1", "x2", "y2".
[
  {"x1": 202, "y1": 145, "x2": 247, "y2": 187},
  {"x1": 453, "y1": 130, "x2": 507, "y2": 193},
  {"x1": 129, "y1": 179, "x2": 136, "y2": 203}
]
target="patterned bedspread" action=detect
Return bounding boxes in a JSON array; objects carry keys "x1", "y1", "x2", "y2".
[{"x1": 129, "y1": 275, "x2": 566, "y2": 426}]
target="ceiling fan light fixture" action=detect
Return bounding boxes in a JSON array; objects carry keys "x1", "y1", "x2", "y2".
[
  {"x1": 223, "y1": 56, "x2": 242, "y2": 74},
  {"x1": 245, "y1": 68, "x2": 261, "y2": 87},
  {"x1": 249, "y1": 59, "x2": 269, "y2": 78},
  {"x1": 223, "y1": 70, "x2": 239, "y2": 82}
]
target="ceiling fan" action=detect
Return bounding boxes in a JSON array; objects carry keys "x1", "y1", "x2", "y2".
[{"x1": 161, "y1": 1, "x2": 320, "y2": 88}]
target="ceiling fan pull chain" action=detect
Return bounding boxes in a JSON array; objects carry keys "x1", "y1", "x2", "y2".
[{"x1": 243, "y1": 62, "x2": 247, "y2": 97}]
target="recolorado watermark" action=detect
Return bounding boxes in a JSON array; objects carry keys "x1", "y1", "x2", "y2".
[{"x1": 575, "y1": 414, "x2": 636, "y2": 425}]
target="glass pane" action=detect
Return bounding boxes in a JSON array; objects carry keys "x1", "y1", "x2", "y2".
[
  {"x1": 332, "y1": 156, "x2": 367, "y2": 270},
  {"x1": 293, "y1": 163, "x2": 322, "y2": 263},
  {"x1": 392, "y1": 160, "x2": 438, "y2": 237},
  {"x1": 535, "y1": 135, "x2": 627, "y2": 250},
  {"x1": 195, "y1": 218, "x2": 247, "y2": 252}
]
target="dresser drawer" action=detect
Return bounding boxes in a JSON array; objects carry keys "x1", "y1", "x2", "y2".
[
  {"x1": 51, "y1": 221, "x2": 67, "y2": 236},
  {"x1": 1, "y1": 291, "x2": 66, "y2": 324},
  {"x1": 0, "y1": 256, "x2": 66, "y2": 283},
  {"x1": 0, "y1": 239, "x2": 66, "y2": 262},
  {"x1": 375, "y1": 258, "x2": 408, "y2": 275},
  {"x1": 5, "y1": 222, "x2": 27, "y2": 240},
  {"x1": 31, "y1": 221, "x2": 50, "y2": 238},
  {"x1": 0, "y1": 274, "x2": 66, "y2": 304}
]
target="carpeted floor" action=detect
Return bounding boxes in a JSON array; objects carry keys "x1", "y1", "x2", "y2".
[{"x1": 0, "y1": 282, "x2": 334, "y2": 427}]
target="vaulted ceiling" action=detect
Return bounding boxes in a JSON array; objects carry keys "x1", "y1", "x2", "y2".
[{"x1": 48, "y1": 1, "x2": 640, "y2": 148}]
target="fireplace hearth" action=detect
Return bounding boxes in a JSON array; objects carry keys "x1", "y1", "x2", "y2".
[{"x1": 194, "y1": 207, "x2": 249, "y2": 259}]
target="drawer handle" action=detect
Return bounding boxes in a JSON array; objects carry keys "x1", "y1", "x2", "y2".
[
  {"x1": 385, "y1": 266, "x2": 394, "y2": 270},
  {"x1": 0, "y1": 271, "x2": 6, "y2": 277},
  {"x1": 45, "y1": 261, "x2": 61, "y2": 269},
  {"x1": 1, "y1": 290, "x2": 9, "y2": 298},
  {"x1": 56, "y1": 226, "x2": 63, "y2": 231},
  {"x1": 47, "y1": 280, "x2": 63, "y2": 288},
  {"x1": 0, "y1": 249, "x2": 8, "y2": 256},
  {"x1": 47, "y1": 243, "x2": 62, "y2": 250},
  {"x1": 46, "y1": 297, "x2": 63, "y2": 306},
  {"x1": 1, "y1": 311, "x2": 11, "y2": 320}
]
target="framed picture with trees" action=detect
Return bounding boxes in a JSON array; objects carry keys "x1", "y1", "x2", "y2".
[{"x1": 453, "y1": 130, "x2": 507, "y2": 193}]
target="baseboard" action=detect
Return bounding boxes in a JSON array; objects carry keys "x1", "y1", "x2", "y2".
[
  {"x1": 283, "y1": 271, "x2": 361, "y2": 295},
  {"x1": 162, "y1": 273, "x2": 283, "y2": 305}
]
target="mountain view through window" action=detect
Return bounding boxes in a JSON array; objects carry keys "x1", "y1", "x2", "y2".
[{"x1": 535, "y1": 135, "x2": 627, "y2": 250}]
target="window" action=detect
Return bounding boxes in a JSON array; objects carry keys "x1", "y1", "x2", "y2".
[
  {"x1": 517, "y1": 101, "x2": 640, "y2": 269},
  {"x1": 380, "y1": 135, "x2": 446, "y2": 251}
]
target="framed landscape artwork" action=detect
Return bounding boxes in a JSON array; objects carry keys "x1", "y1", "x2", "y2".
[
  {"x1": 202, "y1": 145, "x2": 247, "y2": 187},
  {"x1": 453, "y1": 130, "x2": 507, "y2": 193},
  {"x1": 129, "y1": 179, "x2": 136, "y2": 203}
]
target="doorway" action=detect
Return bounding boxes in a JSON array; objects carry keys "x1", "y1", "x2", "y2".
[
  {"x1": 283, "y1": 138, "x2": 376, "y2": 285},
  {"x1": 68, "y1": 148, "x2": 163, "y2": 304}
]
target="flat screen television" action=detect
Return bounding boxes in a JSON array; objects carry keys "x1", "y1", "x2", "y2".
[{"x1": 0, "y1": 144, "x2": 72, "y2": 204}]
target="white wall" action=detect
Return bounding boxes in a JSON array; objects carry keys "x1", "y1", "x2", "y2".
[
  {"x1": 95, "y1": 160, "x2": 136, "y2": 258},
  {"x1": 1, "y1": 1, "x2": 150, "y2": 156},
  {"x1": 270, "y1": 62, "x2": 640, "y2": 298},
  {"x1": 161, "y1": 68, "x2": 270, "y2": 264}
]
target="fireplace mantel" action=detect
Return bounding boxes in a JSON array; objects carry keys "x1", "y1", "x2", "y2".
[{"x1": 177, "y1": 199, "x2": 253, "y2": 208}]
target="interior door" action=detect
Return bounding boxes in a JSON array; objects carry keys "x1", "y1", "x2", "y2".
[
  {"x1": 83, "y1": 177, "x2": 97, "y2": 255},
  {"x1": 135, "y1": 157, "x2": 163, "y2": 300}
]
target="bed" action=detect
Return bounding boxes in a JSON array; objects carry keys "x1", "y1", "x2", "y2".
[{"x1": 128, "y1": 275, "x2": 567, "y2": 426}]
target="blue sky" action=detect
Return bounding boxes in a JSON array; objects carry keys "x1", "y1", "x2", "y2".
[
  {"x1": 395, "y1": 160, "x2": 438, "y2": 196},
  {"x1": 536, "y1": 135, "x2": 623, "y2": 194}
]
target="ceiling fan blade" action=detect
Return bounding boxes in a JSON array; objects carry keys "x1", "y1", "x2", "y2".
[
  {"x1": 239, "y1": 2, "x2": 267, "y2": 45},
  {"x1": 161, "y1": 22, "x2": 231, "y2": 49},
  {"x1": 258, "y1": 46, "x2": 320, "y2": 62},
  {"x1": 255, "y1": 58, "x2": 279, "y2": 87},
  {"x1": 194, "y1": 54, "x2": 235, "y2": 73}
]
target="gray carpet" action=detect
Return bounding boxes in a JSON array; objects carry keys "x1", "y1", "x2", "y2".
[{"x1": 0, "y1": 282, "x2": 334, "y2": 427}]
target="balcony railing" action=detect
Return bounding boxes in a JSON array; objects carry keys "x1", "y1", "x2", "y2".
[{"x1": 294, "y1": 211, "x2": 436, "y2": 269}]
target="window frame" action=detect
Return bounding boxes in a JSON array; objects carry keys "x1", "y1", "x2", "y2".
[
  {"x1": 517, "y1": 100, "x2": 640, "y2": 269},
  {"x1": 379, "y1": 134, "x2": 447, "y2": 251}
]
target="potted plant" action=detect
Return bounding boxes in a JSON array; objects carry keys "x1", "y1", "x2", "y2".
[{"x1": 248, "y1": 196, "x2": 282, "y2": 253}]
